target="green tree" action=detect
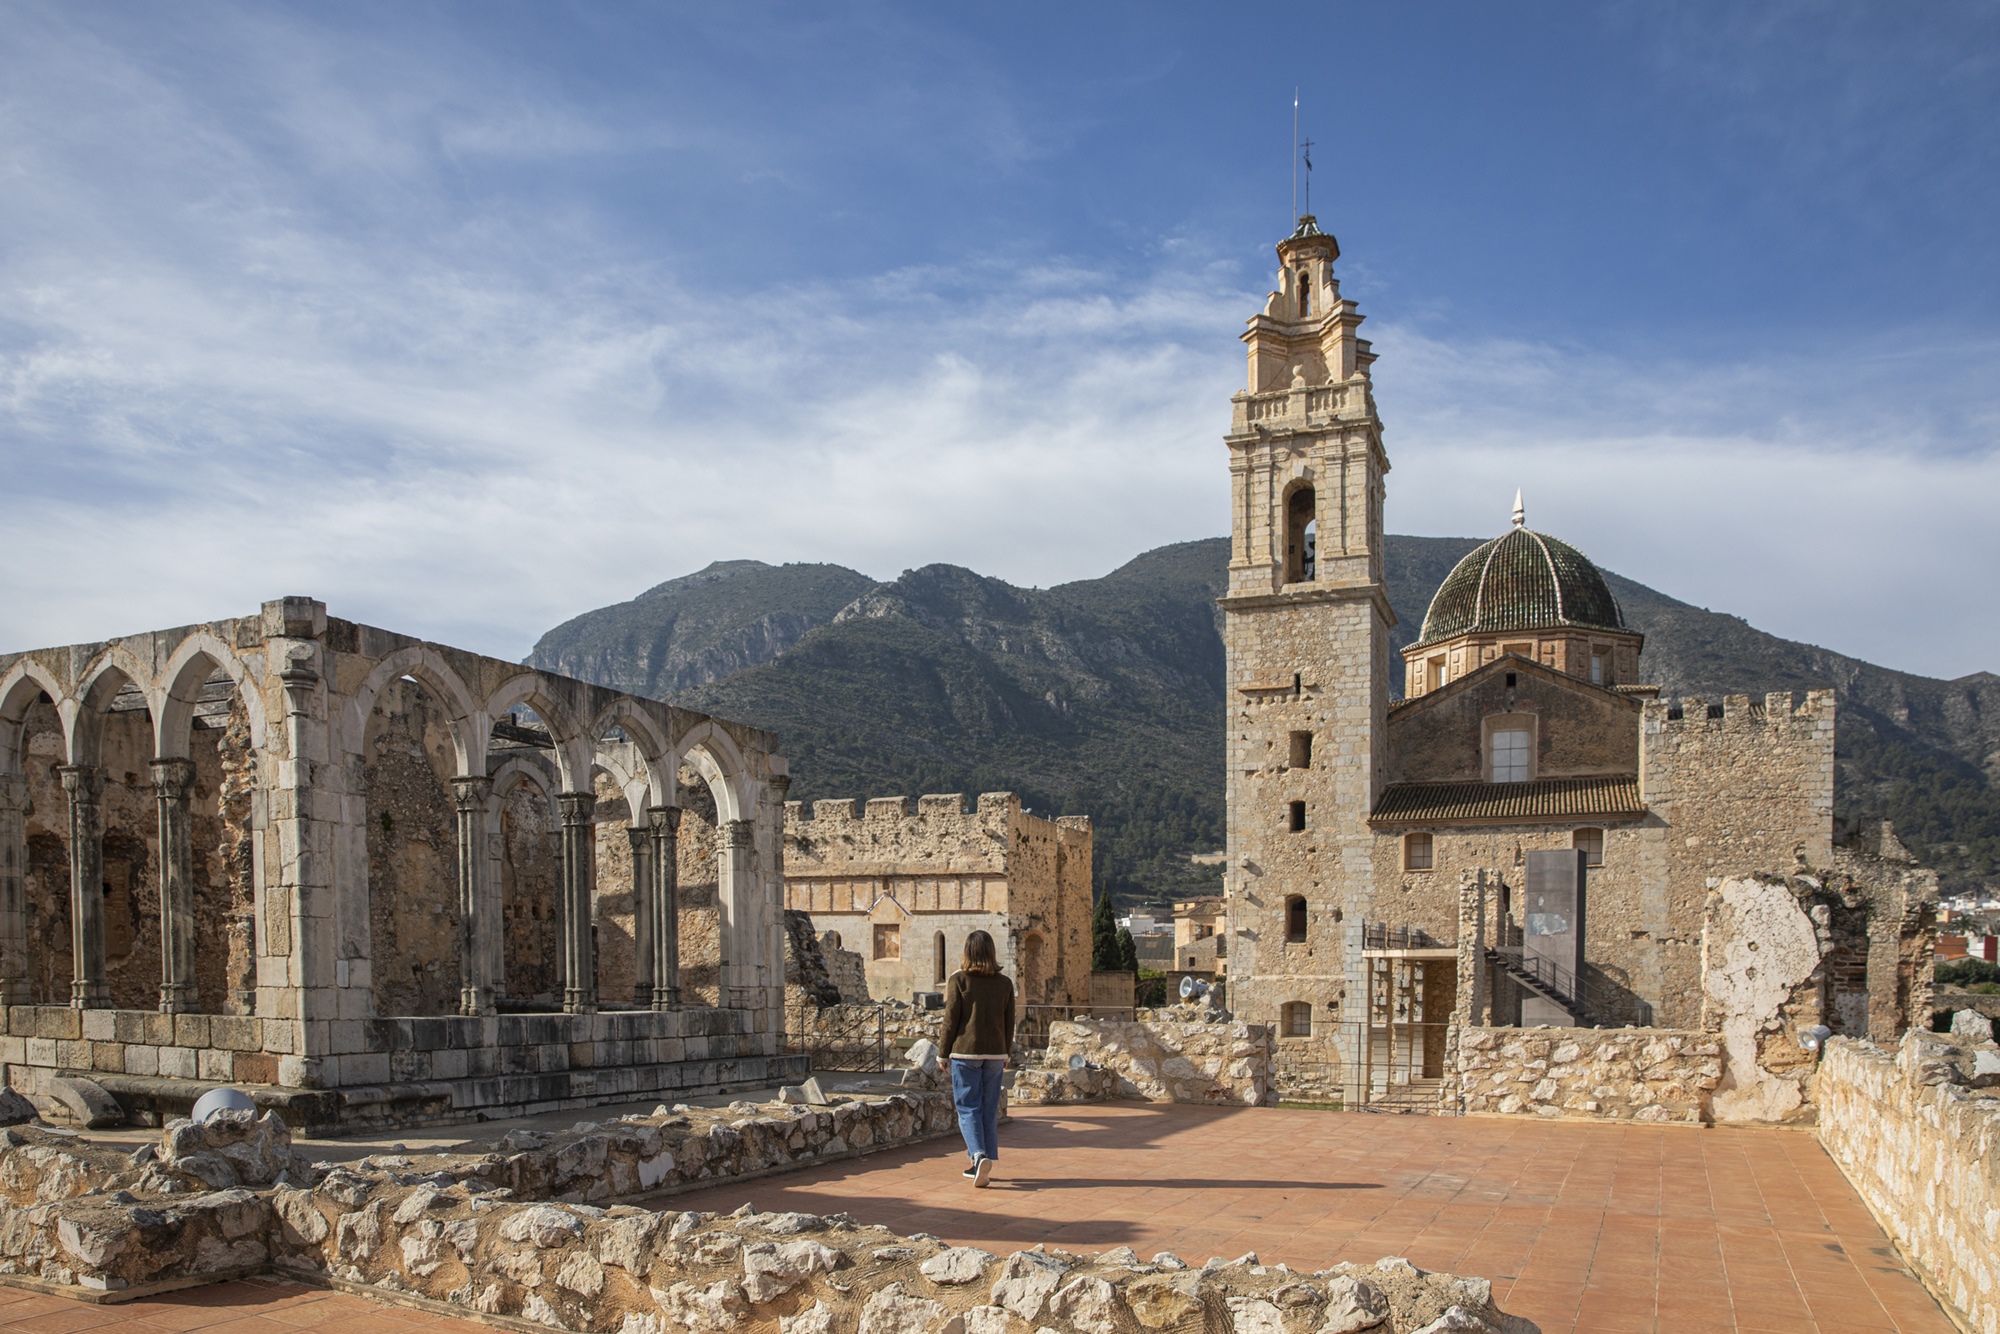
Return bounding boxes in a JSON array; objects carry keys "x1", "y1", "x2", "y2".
[
  {"x1": 1116, "y1": 927, "x2": 1139, "y2": 974},
  {"x1": 1091, "y1": 891, "x2": 1121, "y2": 971}
]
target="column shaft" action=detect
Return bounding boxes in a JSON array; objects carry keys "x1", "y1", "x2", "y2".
[
  {"x1": 452, "y1": 776, "x2": 494, "y2": 1016},
  {"x1": 558, "y1": 792, "x2": 598, "y2": 1014},
  {"x1": 629, "y1": 826, "x2": 653, "y2": 1006},
  {"x1": 59, "y1": 765, "x2": 109, "y2": 1008},
  {"x1": 152, "y1": 758, "x2": 197, "y2": 1013},
  {"x1": 648, "y1": 805, "x2": 682, "y2": 1009},
  {"x1": 0, "y1": 775, "x2": 27, "y2": 1005}
]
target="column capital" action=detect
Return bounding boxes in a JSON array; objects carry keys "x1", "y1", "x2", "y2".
[
  {"x1": 724, "y1": 818, "x2": 753, "y2": 849},
  {"x1": 648, "y1": 804, "x2": 683, "y2": 835},
  {"x1": 57, "y1": 765, "x2": 105, "y2": 803},
  {"x1": 770, "y1": 774, "x2": 792, "y2": 799},
  {"x1": 558, "y1": 791, "x2": 597, "y2": 824},
  {"x1": 450, "y1": 774, "x2": 494, "y2": 812},
  {"x1": 626, "y1": 824, "x2": 650, "y2": 851},
  {"x1": 149, "y1": 756, "x2": 197, "y2": 797}
]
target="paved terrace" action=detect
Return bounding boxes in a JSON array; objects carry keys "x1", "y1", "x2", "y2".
[{"x1": 0, "y1": 1103, "x2": 1957, "y2": 1334}]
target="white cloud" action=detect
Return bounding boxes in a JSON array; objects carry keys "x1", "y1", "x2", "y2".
[{"x1": 0, "y1": 4, "x2": 1993, "y2": 685}]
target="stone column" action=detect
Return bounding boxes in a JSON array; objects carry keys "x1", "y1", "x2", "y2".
[
  {"x1": 629, "y1": 825, "x2": 653, "y2": 1006},
  {"x1": 0, "y1": 775, "x2": 27, "y2": 1005},
  {"x1": 648, "y1": 805, "x2": 681, "y2": 1010},
  {"x1": 59, "y1": 765, "x2": 109, "y2": 1008},
  {"x1": 558, "y1": 791, "x2": 598, "y2": 1014},
  {"x1": 151, "y1": 757, "x2": 198, "y2": 1014},
  {"x1": 720, "y1": 817, "x2": 754, "y2": 1005},
  {"x1": 452, "y1": 776, "x2": 494, "y2": 1016}
]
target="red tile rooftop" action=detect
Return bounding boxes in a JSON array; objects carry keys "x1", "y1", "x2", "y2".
[{"x1": 1, "y1": 1103, "x2": 1956, "y2": 1334}]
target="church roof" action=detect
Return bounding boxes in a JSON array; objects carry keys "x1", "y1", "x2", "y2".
[
  {"x1": 1368, "y1": 775, "x2": 1644, "y2": 827},
  {"x1": 1414, "y1": 520, "x2": 1628, "y2": 648}
]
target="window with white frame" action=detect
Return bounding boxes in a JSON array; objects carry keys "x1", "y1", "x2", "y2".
[{"x1": 1490, "y1": 728, "x2": 1532, "y2": 782}]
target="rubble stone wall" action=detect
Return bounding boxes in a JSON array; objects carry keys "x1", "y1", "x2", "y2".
[
  {"x1": 1038, "y1": 1011, "x2": 1275, "y2": 1106},
  {"x1": 1454, "y1": 1027, "x2": 1720, "y2": 1123},
  {"x1": 1815, "y1": 1033, "x2": 2000, "y2": 1334}
]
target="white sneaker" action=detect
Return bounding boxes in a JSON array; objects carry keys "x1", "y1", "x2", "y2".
[{"x1": 974, "y1": 1156, "x2": 994, "y2": 1187}]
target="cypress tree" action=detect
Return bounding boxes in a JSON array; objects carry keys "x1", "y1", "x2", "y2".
[
  {"x1": 1090, "y1": 891, "x2": 1120, "y2": 971},
  {"x1": 1116, "y1": 927, "x2": 1138, "y2": 974}
]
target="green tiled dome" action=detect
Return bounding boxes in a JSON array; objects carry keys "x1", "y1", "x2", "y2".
[{"x1": 1415, "y1": 526, "x2": 1626, "y2": 648}]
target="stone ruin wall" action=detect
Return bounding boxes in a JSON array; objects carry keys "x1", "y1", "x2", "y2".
[
  {"x1": 0, "y1": 1105, "x2": 1540, "y2": 1334},
  {"x1": 1454, "y1": 1028, "x2": 1720, "y2": 1123},
  {"x1": 14, "y1": 693, "x2": 258, "y2": 1015},
  {"x1": 1815, "y1": 1029, "x2": 2000, "y2": 1334}
]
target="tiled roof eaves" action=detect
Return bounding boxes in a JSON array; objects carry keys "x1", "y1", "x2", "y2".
[{"x1": 1369, "y1": 776, "x2": 1645, "y2": 827}]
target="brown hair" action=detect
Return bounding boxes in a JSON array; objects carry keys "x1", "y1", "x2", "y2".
[{"x1": 961, "y1": 929, "x2": 1000, "y2": 975}]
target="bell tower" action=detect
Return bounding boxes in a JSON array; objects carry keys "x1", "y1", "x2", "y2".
[{"x1": 1219, "y1": 215, "x2": 1393, "y2": 1043}]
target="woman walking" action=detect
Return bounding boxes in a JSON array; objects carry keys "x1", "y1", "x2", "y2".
[{"x1": 938, "y1": 929, "x2": 1014, "y2": 1187}]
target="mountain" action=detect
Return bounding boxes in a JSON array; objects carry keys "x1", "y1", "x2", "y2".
[{"x1": 527, "y1": 541, "x2": 2000, "y2": 903}]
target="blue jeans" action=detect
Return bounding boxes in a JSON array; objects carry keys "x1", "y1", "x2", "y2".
[{"x1": 951, "y1": 1058, "x2": 1004, "y2": 1163}]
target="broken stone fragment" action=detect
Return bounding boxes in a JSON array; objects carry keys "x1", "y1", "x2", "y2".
[
  {"x1": 990, "y1": 1249, "x2": 1070, "y2": 1321},
  {"x1": 921, "y1": 1246, "x2": 996, "y2": 1285},
  {"x1": 859, "y1": 1281, "x2": 955, "y2": 1334}
]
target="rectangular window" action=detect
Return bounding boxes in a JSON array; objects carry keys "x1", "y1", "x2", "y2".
[
  {"x1": 1289, "y1": 731, "x2": 1313, "y2": 769},
  {"x1": 1428, "y1": 656, "x2": 1447, "y2": 692},
  {"x1": 1590, "y1": 652, "x2": 1606, "y2": 685},
  {"x1": 1288, "y1": 800, "x2": 1307, "y2": 832},
  {"x1": 1404, "y1": 832, "x2": 1434, "y2": 871},
  {"x1": 1574, "y1": 828, "x2": 1604, "y2": 867},
  {"x1": 873, "y1": 923, "x2": 901, "y2": 960},
  {"x1": 1491, "y1": 729, "x2": 1531, "y2": 782},
  {"x1": 1283, "y1": 1002, "x2": 1312, "y2": 1037}
]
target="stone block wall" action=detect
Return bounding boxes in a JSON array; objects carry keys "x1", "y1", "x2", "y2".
[
  {"x1": 1816, "y1": 1032, "x2": 2000, "y2": 1334},
  {"x1": 1455, "y1": 1027, "x2": 1720, "y2": 1123}
]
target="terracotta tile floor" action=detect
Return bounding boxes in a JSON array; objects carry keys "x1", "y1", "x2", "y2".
[
  {"x1": 669, "y1": 1103, "x2": 1955, "y2": 1334},
  {"x1": 0, "y1": 1104, "x2": 1955, "y2": 1334},
  {"x1": 0, "y1": 1277, "x2": 487, "y2": 1334}
]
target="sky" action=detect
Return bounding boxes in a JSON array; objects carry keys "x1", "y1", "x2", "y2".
[{"x1": 2, "y1": 1, "x2": 1996, "y2": 679}]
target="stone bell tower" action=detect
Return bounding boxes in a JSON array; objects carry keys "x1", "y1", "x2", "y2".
[{"x1": 1219, "y1": 215, "x2": 1393, "y2": 1041}]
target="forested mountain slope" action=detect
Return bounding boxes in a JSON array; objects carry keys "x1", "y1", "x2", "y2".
[{"x1": 529, "y1": 539, "x2": 1998, "y2": 903}]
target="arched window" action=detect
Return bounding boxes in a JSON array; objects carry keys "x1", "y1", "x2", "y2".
[
  {"x1": 1285, "y1": 895, "x2": 1308, "y2": 942},
  {"x1": 1281, "y1": 1001, "x2": 1313, "y2": 1037},
  {"x1": 934, "y1": 931, "x2": 947, "y2": 984},
  {"x1": 1297, "y1": 270, "x2": 1312, "y2": 318},
  {"x1": 1574, "y1": 828, "x2": 1604, "y2": 867},
  {"x1": 1285, "y1": 487, "x2": 1316, "y2": 583},
  {"x1": 1404, "y1": 832, "x2": 1434, "y2": 872}
]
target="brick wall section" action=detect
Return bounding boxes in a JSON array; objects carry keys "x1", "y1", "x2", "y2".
[
  {"x1": 1816, "y1": 1034, "x2": 2000, "y2": 1334},
  {"x1": 1455, "y1": 1027, "x2": 1720, "y2": 1123}
]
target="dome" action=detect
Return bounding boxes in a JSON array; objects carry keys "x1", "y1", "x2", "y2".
[{"x1": 1415, "y1": 523, "x2": 1627, "y2": 648}]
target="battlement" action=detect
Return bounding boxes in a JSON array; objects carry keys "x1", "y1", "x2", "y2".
[{"x1": 1644, "y1": 688, "x2": 1835, "y2": 730}]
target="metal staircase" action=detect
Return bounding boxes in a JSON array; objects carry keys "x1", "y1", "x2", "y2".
[{"x1": 1485, "y1": 947, "x2": 1652, "y2": 1028}]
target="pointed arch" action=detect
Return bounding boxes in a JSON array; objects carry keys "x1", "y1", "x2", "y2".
[
  {"x1": 0, "y1": 657, "x2": 66, "y2": 777},
  {"x1": 156, "y1": 633, "x2": 267, "y2": 761},
  {"x1": 587, "y1": 697, "x2": 674, "y2": 809},
  {"x1": 484, "y1": 673, "x2": 588, "y2": 790},
  {"x1": 672, "y1": 719, "x2": 753, "y2": 824},
  {"x1": 345, "y1": 646, "x2": 482, "y2": 775},
  {"x1": 71, "y1": 646, "x2": 158, "y2": 765}
]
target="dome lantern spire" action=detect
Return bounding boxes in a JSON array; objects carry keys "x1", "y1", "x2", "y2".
[{"x1": 1512, "y1": 489, "x2": 1524, "y2": 529}]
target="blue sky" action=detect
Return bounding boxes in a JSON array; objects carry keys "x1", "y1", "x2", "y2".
[{"x1": 2, "y1": 1, "x2": 1996, "y2": 678}]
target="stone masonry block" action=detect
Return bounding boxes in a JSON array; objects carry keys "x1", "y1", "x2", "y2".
[
  {"x1": 25, "y1": 1038, "x2": 56, "y2": 1066},
  {"x1": 174, "y1": 1014, "x2": 211, "y2": 1048},
  {"x1": 80, "y1": 1009, "x2": 116, "y2": 1041},
  {"x1": 55, "y1": 1040, "x2": 92, "y2": 1069},
  {"x1": 197, "y1": 1048, "x2": 233, "y2": 1081},
  {"x1": 36, "y1": 1009, "x2": 81, "y2": 1041},
  {"x1": 90, "y1": 1043, "x2": 124, "y2": 1074},
  {"x1": 124, "y1": 1045, "x2": 159, "y2": 1077},
  {"x1": 209, "y1": 1016, "x2": 262, "y2": 1052},
  {"x1": 158, "y1": 1047, "x2": 197, "y2": 1079}
]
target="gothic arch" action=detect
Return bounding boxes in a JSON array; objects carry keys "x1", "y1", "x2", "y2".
[
  {"x1": 345, "y1": 647, "x2": 481, "y2": 775},
  {"x1": 0, "y1": 658, "x2": 65, "y2": 777},
  {"x1": 71, "y1": 646, "x2": 157, "y2": 765},
  {"x1": 485, "y1": 673, "x2": 589, "y2": 790},
  {"x1": 156, "y1": 633, "x2": 266, "y2": 762}
]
